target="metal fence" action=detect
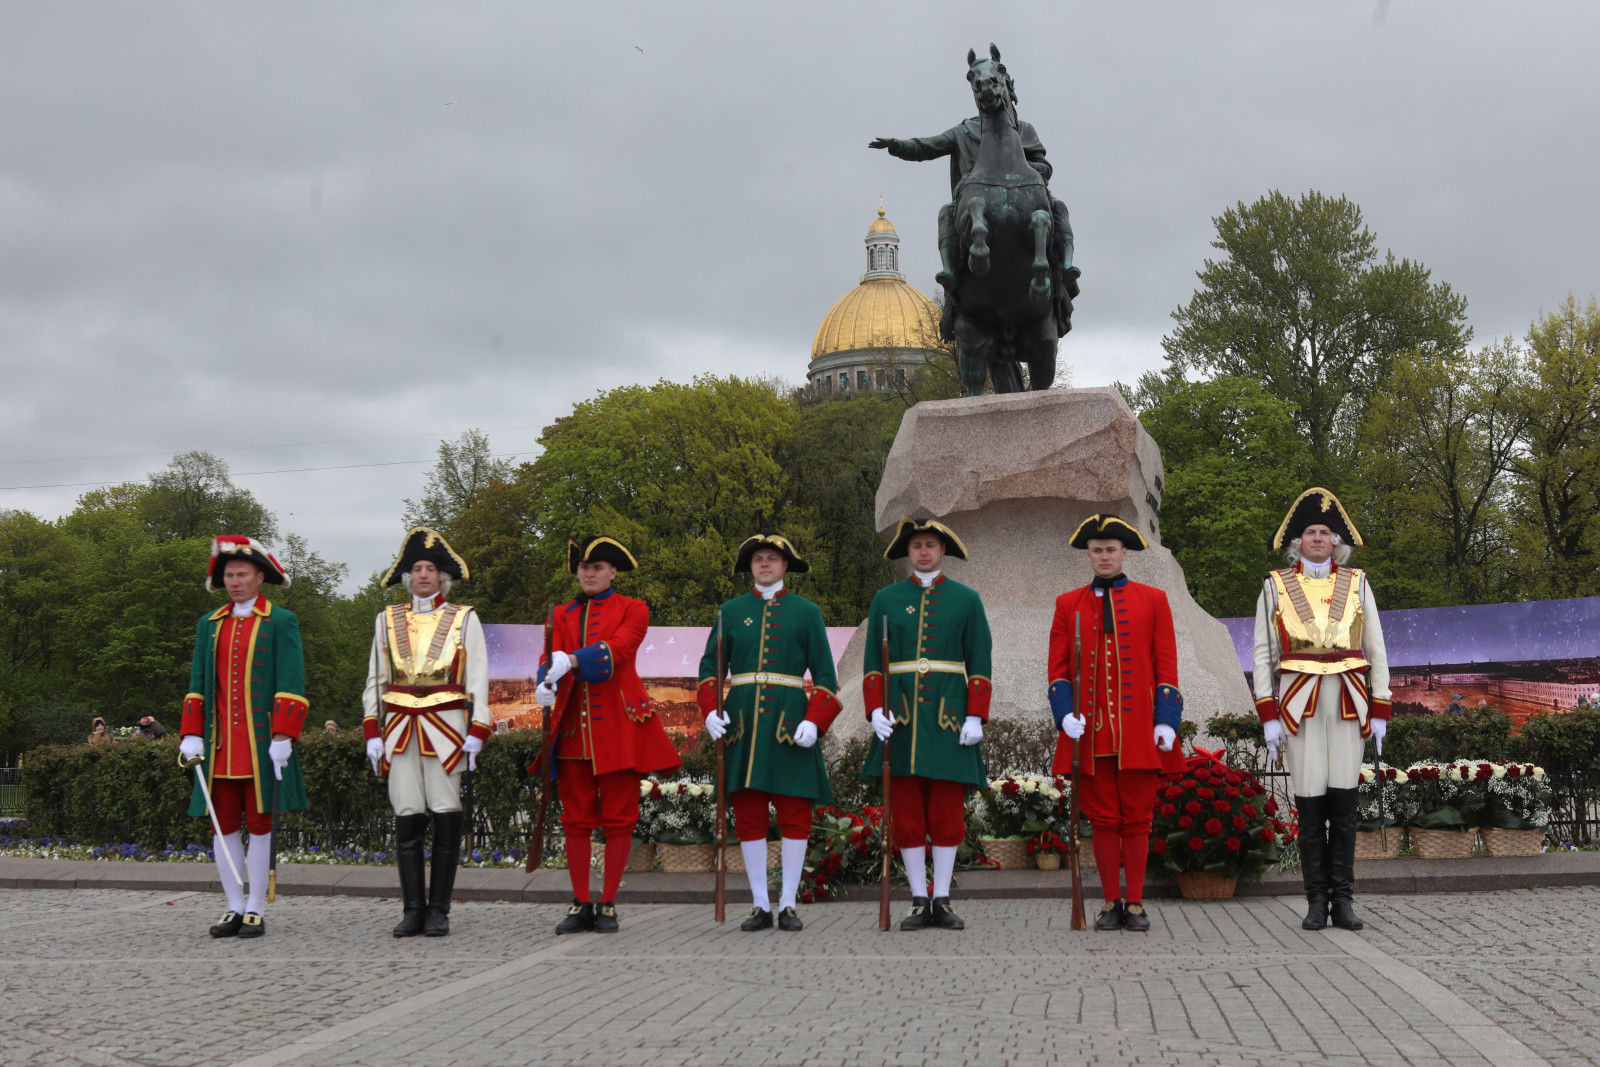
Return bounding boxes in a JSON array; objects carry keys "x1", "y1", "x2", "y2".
[{"x1": 0, "y1": 767, "x2": 22, "y2": 817}]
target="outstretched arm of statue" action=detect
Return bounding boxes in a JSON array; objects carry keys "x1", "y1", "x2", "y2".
[{"x1": 869, "y1": 128, "x2": 959, "y2": 161}]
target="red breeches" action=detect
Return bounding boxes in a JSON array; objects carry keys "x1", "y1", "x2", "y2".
[
  {"x1": 888, "y1": 776, "x2": 967, "y2": 849},
  {"x1": 209, "y1": 778, "x2": 271, "y2": 836},
  {"x1": 731, "y1": 789, "x2": 812, "y2": 842},
  {"x1": 557, "y1": 760, "x2": 640, "y2": 840},
  {"x1": 1079, "y1": 759, "x2": 1158, "y2": 836}
]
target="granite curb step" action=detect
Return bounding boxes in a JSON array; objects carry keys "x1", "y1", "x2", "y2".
[{"x1": 4, "y1": 851, "x2": 1597, "y2": 903}]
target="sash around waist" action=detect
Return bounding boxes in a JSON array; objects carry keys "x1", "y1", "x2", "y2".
[{"x1": 383, "y1": 682, "x2": 468, "y2": 712}]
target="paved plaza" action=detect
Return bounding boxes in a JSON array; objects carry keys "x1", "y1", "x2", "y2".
[{"x1": 2, "y1": 882, "x2": 1597, "y2": 1066}]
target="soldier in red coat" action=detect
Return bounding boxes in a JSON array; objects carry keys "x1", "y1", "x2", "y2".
[
  {"x1": 535, "y1": 536, "x2": 681, "y2": 934},
  {"x1": 1047, "y1": 515, "x2": 1184, "y2": 932}
]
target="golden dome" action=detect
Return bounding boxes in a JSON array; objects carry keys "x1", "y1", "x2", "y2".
[
  {"x1": 810, "y1": 277, "x2": 949, "y2": 359},
  {"x1": 867, "y1": 207, "x2": 896, "y2": 234}
]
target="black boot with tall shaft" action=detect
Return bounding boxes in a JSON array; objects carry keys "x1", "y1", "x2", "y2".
[
  {"x1": 392, "y1": 813, "x2": 429, "y2": 937},
  {"x1": 1296, "y1": 794, "x2": 1329, "y2": 931},
  {"x1": 424, "y1": 810, "x2": 463, "y2": 937},
  {"x1": 1326, "y1": 787, "x2": 1364, "y2": 931}
]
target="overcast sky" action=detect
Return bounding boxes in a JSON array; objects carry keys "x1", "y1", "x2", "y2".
[{"x1": 3, "y1": 2, "x2": 1596, "y2": 591}]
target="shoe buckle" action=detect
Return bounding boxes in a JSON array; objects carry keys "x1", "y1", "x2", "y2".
[{"x1": 242, "y1": 914, "x2": 262, "y2": 927}]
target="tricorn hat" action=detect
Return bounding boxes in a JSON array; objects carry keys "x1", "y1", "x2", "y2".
[
  {"x1": 567, "y1": 535, "x2": 637, "y2": 573},
  {"x1": 884, "y1": 517, "x2": 969, "y2": 561},
  {"x1": 733, "y1": 532, "x2": 810, "y2": 576},
  {"x1": 207, "y1": 535, "x2": 290, "y2": 592},
  {"x1": 1068, "y1": 514, "x2": 1148, "y2": 551},
  {"x1": 381, "y1": 526, "x2": 469, "y2": 589},
  {"x1": 1272, "y1": 488, "x2": 1363, "y2": 551}
]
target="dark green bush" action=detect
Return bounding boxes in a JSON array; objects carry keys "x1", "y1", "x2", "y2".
[{"x1": 1383, "y1": 707, "x2": 1515, "y2": 766}]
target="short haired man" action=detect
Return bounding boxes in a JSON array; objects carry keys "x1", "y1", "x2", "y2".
[
  {"x1": 700, "y1": 533, "x2": 842, "y2": 931},
  {"x1": 177, "y1": 536, "x2": 308, "y2": 939},
  {"x1": 1048, "y1": 515, "x2": 1185, "y2": 932},
  {"x1": 363, "y1": 527, "x2": 490, "y2": 937},
  {"x1": 863, "y1": 517, "x2": 992, "y2": 931}
]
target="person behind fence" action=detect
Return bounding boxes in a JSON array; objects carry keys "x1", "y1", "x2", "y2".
[
  {"x1": 137, "y1": 713, "x2": 167, "y2": 739},
  {"x1": 87, "y1": 716, "x2": 109, "y2": 744},
  {"x1": 699, "y1": 533, "x2": 842, "y2": 932},
  {"x1": 1252, "y1": 488, "x2": 1391, "y2": 933},
  {"x1": 1048, "y1": 515, "x2": 1185, "y2": 932},
  {"x1": 536, "y1": 536, "x2": 680, "y2": 935},
  {"x1": 862, "y1": 517, "x2": 992, "y2": 932},
  {"x1": 177, "y1": 535, "x2": 308, "y2": 940},
  {"x1": 363, "y1": 527, "x2": 490, "y2": 938}
]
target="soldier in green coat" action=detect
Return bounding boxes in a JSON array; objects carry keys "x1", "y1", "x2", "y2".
[
  {"x1": 700, "y1": 533, "x2": 842, "y2": 932},
  {"x1": 862, "y1": 518, "x2": 992, "y2": 931}
]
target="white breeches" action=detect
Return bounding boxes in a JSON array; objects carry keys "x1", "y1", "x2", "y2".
[
  {"x1": 1284, "y1": 679, "x2": 1364, "y2": 796},
  {"x1": 387, "y1": 745, "x2": 462, "y2": 816}
]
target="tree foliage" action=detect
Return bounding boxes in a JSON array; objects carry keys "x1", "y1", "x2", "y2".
[{"x1": 401, "y1": 428, "x2": 513, "y2": 535}]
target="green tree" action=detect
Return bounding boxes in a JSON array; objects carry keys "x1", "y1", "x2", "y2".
[
  {"x1": 401, "y1": 428, "x2": 514, "y2": 534},
  {"x1": 1162, "y1": 190, "x2": 1470, "y2": 471},
  {"x1": 140, "y1": 451, "x2": 277, "y2": 543}
]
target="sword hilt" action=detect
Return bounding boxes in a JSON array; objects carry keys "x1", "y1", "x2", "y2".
[{"x1": 178, "y1": 752, "x2": 205, "y2": 771}]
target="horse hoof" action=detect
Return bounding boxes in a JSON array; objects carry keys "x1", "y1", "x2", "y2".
[
  {"x1": 1030, "y1": 278, "x2": 1052, "y2": 309},
  {"x1": 968, "y1": 250, "x2": 990, "y2": 275}
]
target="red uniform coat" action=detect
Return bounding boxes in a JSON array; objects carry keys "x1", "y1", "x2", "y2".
[
  {"x1": 539, "y1": 589, "x2": 680, "y2": 777},
  {"x1": 1047, "y1": 577, "x2": 1185, "y2": 778}
]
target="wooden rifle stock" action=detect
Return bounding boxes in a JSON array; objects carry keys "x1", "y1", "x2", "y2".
[
  {"x1": 1068, "y1": 612, "x2": 1086, "y2": 931},
  {"x1": 878, "y1": 614, "x2": 894, "y2": 932},
  {"x1": 525, "y1": 604, "x2": 558, "y2": 874},
  {"x1": 713, "y1": 610, "x2": 727, "y2": 923}
]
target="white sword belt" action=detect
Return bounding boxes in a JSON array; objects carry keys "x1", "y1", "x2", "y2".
[
  {"x1": 728, "y1": 672, "x2": 806, "y2": 689},
  {"x1": 888, "y1": 659, "x2": 967, "y2": 676}
]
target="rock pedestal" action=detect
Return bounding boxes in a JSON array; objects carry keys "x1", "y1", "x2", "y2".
[{"x1": 829, "y1": 387, "x2": 1250, "y2": 750}]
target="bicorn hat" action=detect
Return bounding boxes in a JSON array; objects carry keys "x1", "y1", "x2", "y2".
[
  {"x1": 1068, "y1": 514, "x2": 1148, "y2": 551},
  {"x1": 1272, "y1": 488, "x2": 1363, "y2": 551},
  {"x1": 567, "y1": 535, "x2": 637, "y2": 573},
  {"x1": 381, "y1": 526, "x2": 469, "y2": 589},
  {"x1": 207, "y1": 535, "x2": 290, "y2": 592},
  {"x1": 733, "y1": 532, "x2": 810, "y2": 576},
  {"x1": 884, "y1": 517, "x2": 969, "y2": 561}
]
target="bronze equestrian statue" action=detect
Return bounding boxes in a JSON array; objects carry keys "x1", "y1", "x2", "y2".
[{"x1": 871, "y1": 45, "x2": 1080, "y2": 394}]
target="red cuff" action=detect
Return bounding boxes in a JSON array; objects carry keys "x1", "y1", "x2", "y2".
[
  {"x1": 468, "y1": 720, "x2": 492, "y2": 742},
  {"x1": 966, "y1": 677, "x2": 992, "y2": 722},
  {"x1": 270, "y1": 694, "x2": 309, "y2": 739},
  {"x1": 1368, "y1": 697, "x2": 1392, "y2": 721},
  {"x1": 696, "y1": 679, "x2": 720, "y2": 716},
  {"x1": 1254, "y1": 695, "x2": 1280, "y2": 725},
  {"x1": 180, "y1": 694, "x2": 206, "y2": 737},
  {"x1": 362, "y1": 717, "x2": 381, "y2": 741},
  {"x1": 862, "y1": 672, "x2": 884, "y2": 716},
  {"x1": 803, "y1": 688, "x2": 843, "y2": 731}
]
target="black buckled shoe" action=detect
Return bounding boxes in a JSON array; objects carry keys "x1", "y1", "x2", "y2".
[
  {"x1": 1123, "y1": 902, "x2": 1151, "y2": 932},
  {"x1": 777, "y1": 907, "x2": 803, "y2": 932},
  {"x1": 929, "y1": 897, "x2": 964, "y2": 930},
  {"x1": 1095, "y1": 900, "x2": 1125, "y2": 931},
  {"x1": 593, "y1": 901, "x2": 619, "y2": 933},
  {"x1": 209, "y1": 911, "x2": 244, "y2": 938},
  {"x1": 236, "y1": 912, "x2": 265, "y2": 939},
  {"x1": 554, "y1": 900, "x2": 594, "y2": 935},
  {"x1": 900, "y1": 896, "x2": 931, "y2": 931},
  {"x1": 740, "y1": 907, "x2": 774, "y2": 931}
]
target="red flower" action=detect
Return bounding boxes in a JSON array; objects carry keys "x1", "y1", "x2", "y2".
[
  {"x1": 1151, "y1": 839, "x2": 1168, "y2": 854},
  {"x1": 1224, "y1": 772, "x2": 1242, "y2": 785},
  {"x1": 1196, "y1": 787, "x2": 1215, "y2": 799},
  {"x1": 1264, "y1": 798, "x2": 1278, "y2": 815},
  {"x1": 1188, "y1": 837, "x2": 1204, "y2": 851},
  {"x1": 1225, "y1": 837, "x2": 1241, "y2": 851},
  {"x1": 1159, "y1": 803, "x2": 1176, "y2": 817},
  {"x1": 1165, "y1": 786, "x2": 1183, "y2": 800},
  {"x1": 1241, "y1": 785, "x2": 1259, "y2": 798},
  {"x1": 1185, "y1": 800, "x2": 1202, "y2": 815},
  {"x1": 1194, "y1": 767, "x2": 1211, "y2": 780},
  {"x1": 1507, "y1": 766, "x2": 1522, "y2": 778},
  {"x1": 1232, "y1": 816, "x2": 1248, "y2": 831},
  {"x1": 1260, "y1": 827, "x2": 1274, "y2": 842},
  {"x1": 1212, "y1": 799, "x2": 1231, "y2": 814},
  {"x1": 1242, "y1": 804, "x2": 1257, "y2": 818},
  {"x1": 1178, "y1": 815, "x2": 1193, "y2": 829},
  {"x1": 1476, "y1": 765, "x2": 1493, "y2": 781},
  {"x1": 1204, "y1": 818, "x2": 1223, "y2": 836},
  {"x1": 1002, "y1": 781, "x2": 1022, "y2": 796},
  {"x1": 1223, "y1": 785, "x2": 1240, "y2": 798},
  {"x1": 1181, "y1": 779, "x2": 1198, "y2": 789}
]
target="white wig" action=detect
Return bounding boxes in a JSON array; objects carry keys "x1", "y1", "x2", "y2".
[{"x1": 1284, "y1": 533, "x2": 1352, "y2": 567}]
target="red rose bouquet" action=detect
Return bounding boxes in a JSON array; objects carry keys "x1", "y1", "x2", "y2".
[{"x1": 1149, "y1": 747, "x2": 1286, "y2": 880}]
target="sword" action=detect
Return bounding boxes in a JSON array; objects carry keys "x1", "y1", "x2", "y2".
[
  {"x1": 1374, "y1": 740, "x2": 1388, "y2": 853},
  {"x1": 267, "y1": 770, "x2": 281, "y2": 904},
  {"x1": 179, "y1": 752, "x2": 244, "y2": 890}
]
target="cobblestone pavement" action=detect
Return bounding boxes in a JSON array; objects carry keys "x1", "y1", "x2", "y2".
[{"x1": 2, "y1": 887, "x2": 1595, "y2": 1066}]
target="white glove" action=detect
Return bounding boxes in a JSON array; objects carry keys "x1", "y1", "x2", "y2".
[
  {"x1": 545, "y1": 651, "x2": 572, "y2": 684},
  {"x1": 1153, "y1": 725, "x2": 1176, "y2": 752},
  {"x1": 1369, "y1": 717, "x2": 1387, "y2": 755},
  {"x1": 178, "y1": 735, "x2": 204, "y2": 761},
  {"x1": 462, "y1": 735, "x2": 484, "y2": 772},
  {"x1": 793, "y1": 720, "x2": 818, "y2": 748},
  {"x1": 704, "y1": 711, "x2": 729, "y2": 740},
  {"x1": 1061, "y1": 714, "x2": 1086, "y2": 740},
  {"x1": 959, "y1": 716, "x2": 983, "y2": 746},
  {"x1": 268, "y1": 738, "x2": 293, "y2": 780},
  {"x1": 535, "y1": 681, "x2": 557, "y2": 708},
  {"x1": 870, "y1": 707, "x2": 893, "y2": 742},
  {"x1": 1262, "y1": 719, "x2": 1284, "y2": 760},
  {"x1": 366, "y1": 737, "x2": 384, "y2": 774}
]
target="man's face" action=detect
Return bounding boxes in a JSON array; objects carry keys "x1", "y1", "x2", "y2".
[
  {"x1": 907, "y1": 532, "x2": 946, "y2": 573},
  {"x1": 577, "y1": 560, "x2": 617, "y2": 596},
  {"x1": 1086, "y1": 538, "x2": 1128, "y2": 579},
  {"x1": 749, "y1": 547, "x2": 788, "y2": 586},
  {"x1": 1300, "y1": 524, "x2": 1334, "y2": 564},
  {"x1": 409, "y1": 559, "x2": 441, "y2": 598},
  {"x1": 223, "y1": 560, "x2": 265, "y2": 604}
]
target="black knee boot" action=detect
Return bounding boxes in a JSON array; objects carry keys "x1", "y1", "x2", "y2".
[
  {"x1": 1296, "y1": 794, "x2": 1329, "y2": 931},
  {"x1": 1325, "y1": 787, "x2": 1364, "y2": 931},
  {"x1": 392, "y1": 814, "x2": 429, "y2": 937},
  {"x1": 425, "y1": 810, "x2": 463, "y2": 937}
]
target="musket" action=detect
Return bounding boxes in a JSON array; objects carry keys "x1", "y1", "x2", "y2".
[
  {"x1": 878, "y1": 613, "x2": 894, "y2": 932},
  {"x1": 267, "y1": 768, "x2": 281, "y2": 904},
  {"x1": 179, "y1": 751, "x2": 244, "y2": 890},
  {"x1": 524, "y1": 604, "x2": 559, "y2": 874},
  {"x1": 464, "y1": 698, "x2": 477, "y2": 860},
  {"x1": 1374, "y1": 740, "x2": 1388, "y2": 853},
  {"x1": 1068, "y1": 613, "x2": 1086, "y2": 931},
  {"x1": 713, "y1": 609, "x2": 727, "y2": 923}
]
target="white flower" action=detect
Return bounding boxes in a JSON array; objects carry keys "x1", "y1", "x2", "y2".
[{"x1": 1490, "y1": 764, "x2": 1507, "y2": 779}]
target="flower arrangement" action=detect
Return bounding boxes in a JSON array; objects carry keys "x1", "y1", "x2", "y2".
[
  {"x1": 971, "y1": 773, "x2": 1065, "y2": 839},
  {"x1": 1482, "y1": 762, "x2": 1551, "y2": 830},
  {"x1": 798, "y1": 805, "x2": 892, "y2": 903},
  {"x1": 635, "y1": 777, "x2": 716, "y2": 845},
  {"x1": 1025, "y1": 830, "x2": 1073, "y2": 857},
  {"x1": 1149, "y1": 748, "x2": 1286, "y2": 880},
  {"x1": 1356, "y1": 763, "x2": 1409, "y2": 831}
]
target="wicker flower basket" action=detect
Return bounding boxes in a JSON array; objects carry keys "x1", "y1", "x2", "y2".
[
  {"x1": 624, "y1": 841, "x2": 656, "y2": 872},
  {"x1": 1480, "y1": 827, "x2": 1545, "y2": 857},
  {"x1": 980, "y1": 836, "x2": 1030, "y2": 870},
  {"x1": 656, "y1": 842, "x2": 716, "y2": 873},
  {"x1": 1409, "y1": 827, "x2": 1474, "y2": 859},
  {"x1": 1034, "y1": 852, "x2": 1061, "y2": 871},
  {"x1": 1354, "y1": 829, "x2": 1402, "y2": 861},
  {"x1": 1176, "y1": 872, "x2": 1238, "y2": 899},
  {"x1": 717, "y1": 840, "x2": 783, "y2": 873},
  {"x1": 1079, "y1": 838, "x2": 1095, "y2": 871}
]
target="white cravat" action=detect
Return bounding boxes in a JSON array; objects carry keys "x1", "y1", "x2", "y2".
[
  {"x1": 915, "y1": 569, "x2": 941, "y2": 588},
  {"x1": 413, "y1": 594, "x2": 442, "y2": 613},
  {"x1": 1303, "y1": 558, "x2": 1332, "y2": 579},
  {"x1": 755, "y1": 580, "x2": 784, "y2": 600},
  {"x1": 230, "y1": 598, "x2": 255, "y2": 617}
]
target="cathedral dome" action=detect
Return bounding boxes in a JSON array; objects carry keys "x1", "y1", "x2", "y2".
[{"x1": 810, "y1": 277, "x2": 947, "y2": 359}]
